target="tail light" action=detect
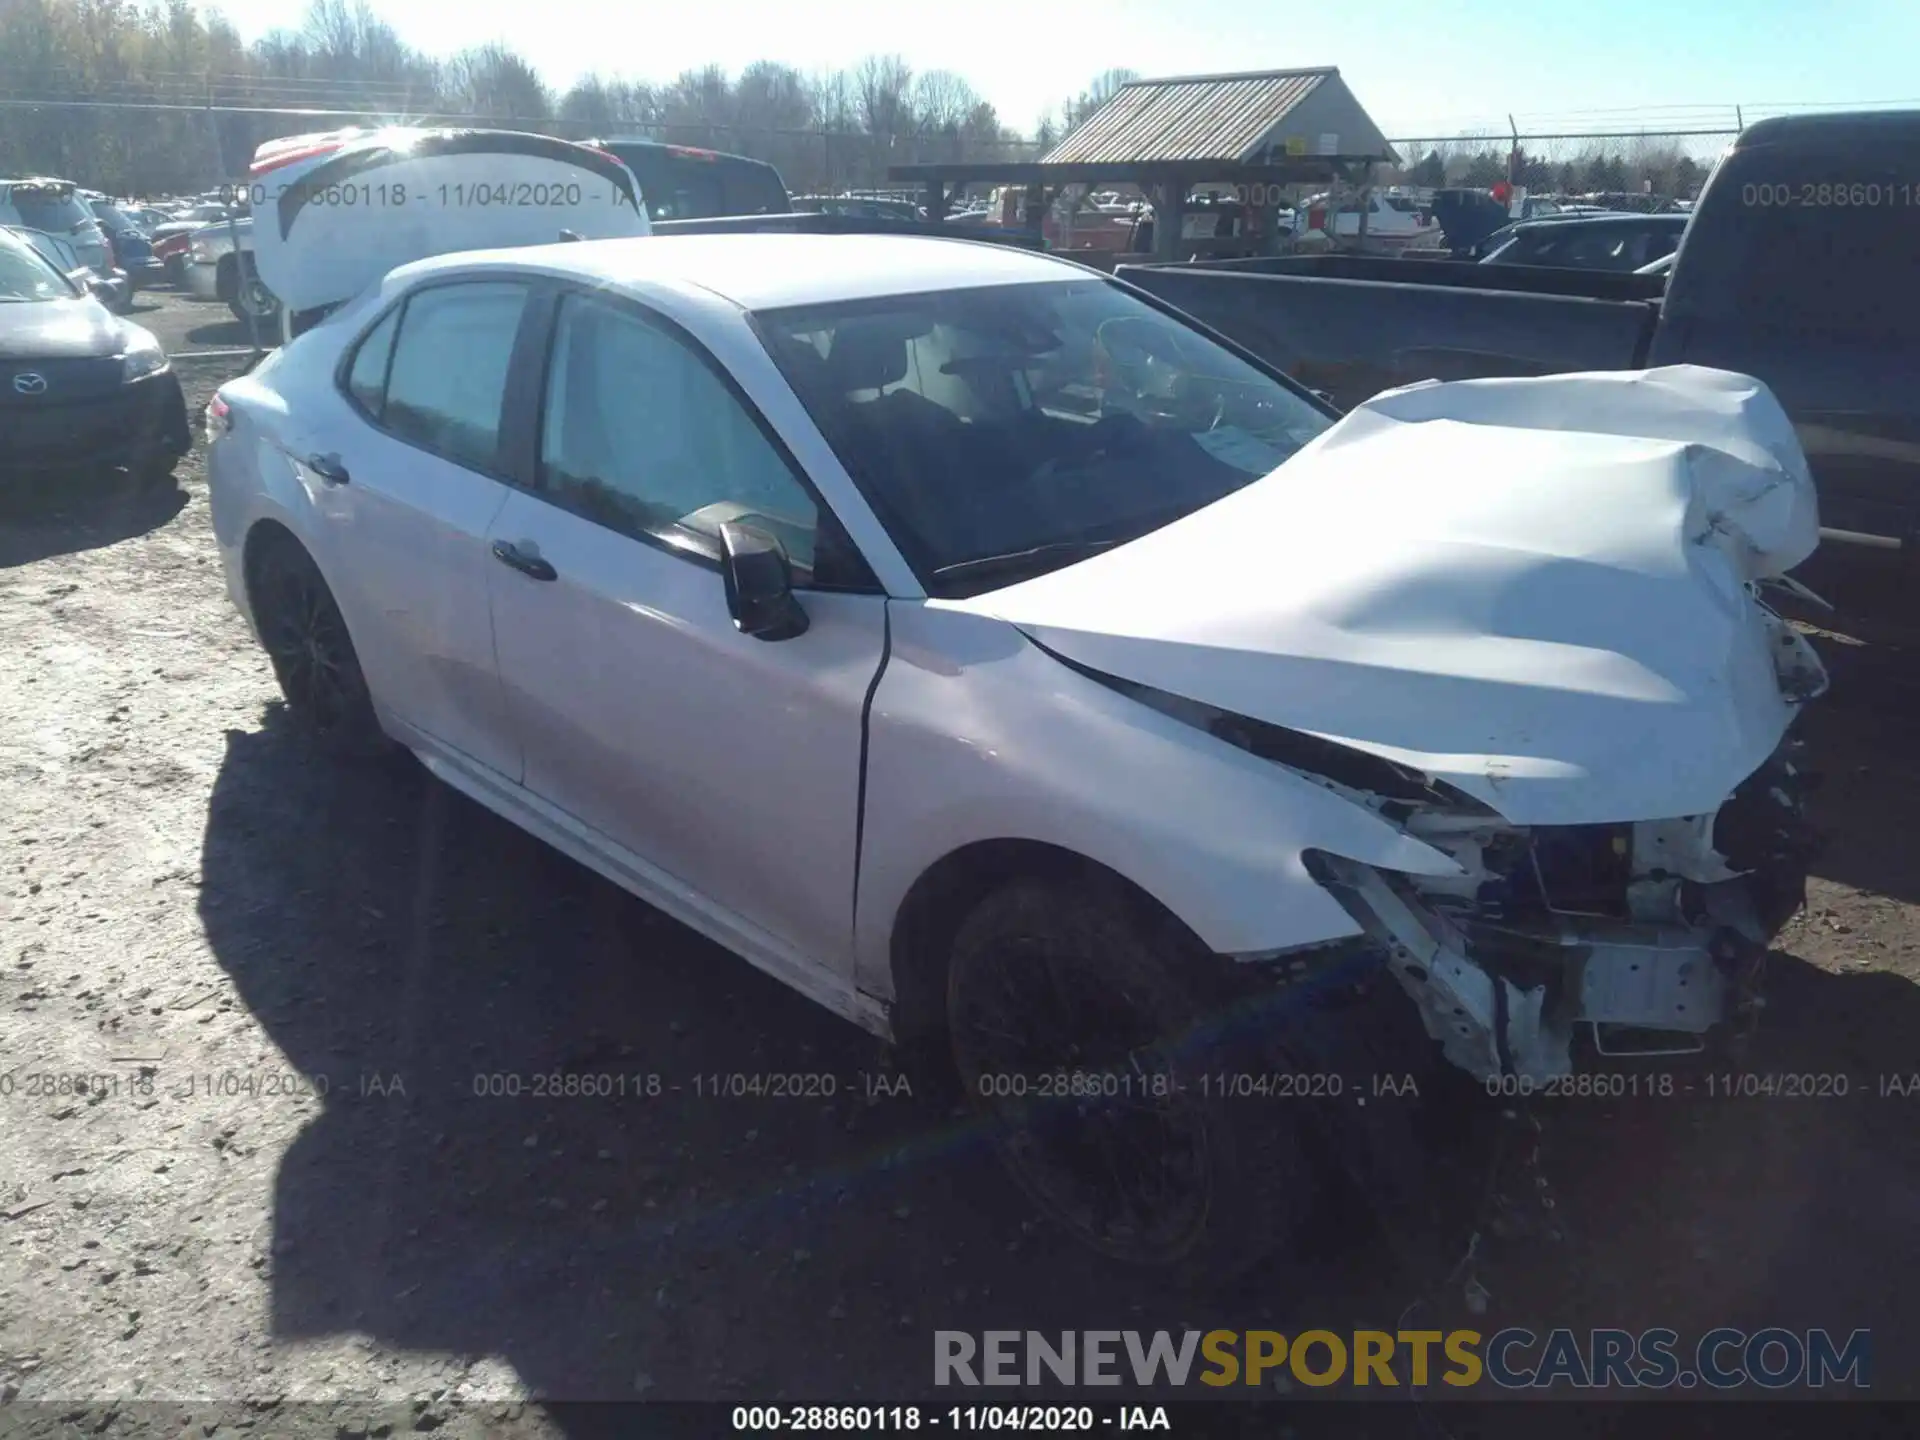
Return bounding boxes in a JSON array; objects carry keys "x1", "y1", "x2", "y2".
[
  {"x1": 205, "y1": 392, "x2": 231, "y2": 442},
  {"x1": 103, "y1": 232, "x2": 117, "y2": 268}
]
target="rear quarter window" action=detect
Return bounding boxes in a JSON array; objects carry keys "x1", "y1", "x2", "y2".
[
  {"x1": 344, "y1": 306, "x2": 402, "y2": 418},
  {"x1": 1677, "y1": 147, "x2": 1919, "y2": 337}
]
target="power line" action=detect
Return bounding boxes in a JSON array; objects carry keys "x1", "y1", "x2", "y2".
[{"x1": 1387, "y1": 127, "x2": 1740, "y2": 145}]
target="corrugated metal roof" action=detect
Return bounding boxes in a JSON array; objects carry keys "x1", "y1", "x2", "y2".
[{"x1": 1041, "y1": 69, "x2": 1333, "y2": 166}]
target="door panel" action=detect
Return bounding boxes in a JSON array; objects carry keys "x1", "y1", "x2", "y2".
[
  {"x1": 487, "y1": 490, "x2": 884, "y2": 969},
  {"x1": 319, "y1": 280, "x2": 531, "y2": 779},
  {"x1": 484, "y1": 287, "x2": 885, "y2": 970},
  {"x1": 324, "y1": 431, "x2": 518, "y2": 774}
]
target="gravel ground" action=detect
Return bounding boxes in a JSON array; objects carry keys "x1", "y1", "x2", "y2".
[{"x1": 2, "y1": 292, "x2": 1918, "y2": 1436}]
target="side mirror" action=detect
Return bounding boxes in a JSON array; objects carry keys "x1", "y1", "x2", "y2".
[
  {"x1": 719, "y1": 521, "x2": 809, "y2": 641},
  {"x1": 86, "y1": 276, "x2": 116, "y2": 304}
]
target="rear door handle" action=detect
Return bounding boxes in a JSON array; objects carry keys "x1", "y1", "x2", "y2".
[
  {"x1": 491, "y1": 539, "x2": 557, "y2": 582},
  {"x1": 306, "y1": 452, "x2": 350, "y2": 486}
]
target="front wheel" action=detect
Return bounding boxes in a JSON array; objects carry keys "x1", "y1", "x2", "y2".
[{"x1": 945, "y1": 878, "x2": 1316, "y2": 1277}]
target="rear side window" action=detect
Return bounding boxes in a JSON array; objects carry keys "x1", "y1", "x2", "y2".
[
  {"x1": 1642, "y1": 227, "x2": 1681, "y2": 263},
  {"x1": 1680, "y1": 148, "x2": 1920, "y2": 337},
  {"x1": 378, "y1": 282, "x2": 529, "y2": 473},
  {"x1": 722, "y1": 162, "x2": 788, "y2": 215},
  {"x1": 5, "y1": 186, "x2": 90, "y2": 231},
  {"x1": 646, "y1": 164, "x2": 726, "y2": 220},
  {"x1": 344, "y1": 306, "x2": 400, "y2": 418}
]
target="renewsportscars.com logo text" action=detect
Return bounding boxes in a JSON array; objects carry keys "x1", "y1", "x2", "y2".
[{"x1": 934, "y1": 1328, "x2": 1872, "y2": 1390}]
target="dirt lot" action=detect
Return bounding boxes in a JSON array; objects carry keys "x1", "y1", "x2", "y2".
[{"x1": 2, "y1": 291, "x2": 1918, "y2": 1436}]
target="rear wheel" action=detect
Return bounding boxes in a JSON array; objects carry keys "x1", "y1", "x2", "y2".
[
  {"x1": 945, "y1": 877, "x2": 1317, "y2": 1278},
  {"x1": 248, "y1": 535, "x2": 391, "y2": 758},
  {"x1": 228, "y1": 257, "x2": 281, "y2": 328}
]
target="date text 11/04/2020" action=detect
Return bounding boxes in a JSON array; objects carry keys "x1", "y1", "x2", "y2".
[
  {"x1": 731, "y1": 1407, "x2": 1174, "y2": 1431},
  {"x1": 219, "y1": 181, "x2": 624, "y2": 210}
]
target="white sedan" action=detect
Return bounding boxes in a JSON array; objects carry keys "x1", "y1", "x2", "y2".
[{"x1": 207, "y1": 233, "x2": 1824, "y2": 1270}]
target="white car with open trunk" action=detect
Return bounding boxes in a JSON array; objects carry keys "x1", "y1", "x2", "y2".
[
  {"x1": 204, "y1": 230, "x2": 1825, "y2": 1270},
  {"x1": 199, "y1": 126, "x2": 651, "y2": 338}
]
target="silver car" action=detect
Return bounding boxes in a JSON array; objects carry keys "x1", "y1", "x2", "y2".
[{"x1": 186, "y1": 216, "x2": 279, "y2": 326}]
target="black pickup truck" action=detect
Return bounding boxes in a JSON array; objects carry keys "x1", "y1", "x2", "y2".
[{"x1": 1119, "y1": 110, "x2": 1920, "y2": 572}]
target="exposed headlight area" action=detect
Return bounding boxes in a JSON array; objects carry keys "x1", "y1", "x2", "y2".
[
  {"x1": 1310, "y1": 741, "x2": 1816, "y2": 1085},
  {"x1": 119, "y1": 325, "x2": 168, "y2": 383},
  {"x1": 1079, "y1": 660, "x2": 1818, "y2": 1086}
]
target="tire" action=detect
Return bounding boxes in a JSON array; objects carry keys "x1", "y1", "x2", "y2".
[
  {"x1": 248, "y1": 535, "x2": 393, "y2": 758},
  {"x1": 943, "y1": 876, "x2": 1319, "y2": 1280},
  {"x1": 228, "y1": 259, "x2": 281, "y2": 329}
]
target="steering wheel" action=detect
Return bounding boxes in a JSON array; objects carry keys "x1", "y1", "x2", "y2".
[{"x1": 1094, "y1": 316, "x2": 1229, "y2": 431}]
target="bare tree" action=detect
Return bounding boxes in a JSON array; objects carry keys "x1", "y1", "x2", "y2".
[
  {"x1": 854, "y1": 53, "x2": 914, "y2": 140},
  {"x1": 912, "y1": 70, "x2": 976, "y2": 132},
  {"x1": 442, "y1": 43, "x2": 552, "y2": 122},
  {"x1": 658, "y1": 64, "x2": 732, "y2": 144}
]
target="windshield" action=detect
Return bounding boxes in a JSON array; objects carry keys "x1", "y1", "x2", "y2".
[
  {"x1": 755, "y1": 278, "x2": 1333, "y2": 596},
  {"x1": 8, "y1": 186, "x2": 90, "y2": 231},
  {"x1": 0, "y1": 237, "x2": 77, "y2": 301}
]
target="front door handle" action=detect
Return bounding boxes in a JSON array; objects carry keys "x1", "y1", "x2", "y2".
[
  {"x1": 306, "y1": 452, "x2": 350, "y2": 485},
  {"x1": 491, "y1": 539, "x2": 557, "y2": 582}
]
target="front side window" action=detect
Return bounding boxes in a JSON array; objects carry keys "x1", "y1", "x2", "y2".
[
  {"x1": 380, "y1": 282, "x2": 529, "y2": 473},
  {"x1": 756, "y1": 278, "x2": 1332, "y2": 597},
  {"x1": 539, "y1": 292, "x2": 820, "y2": 573}
]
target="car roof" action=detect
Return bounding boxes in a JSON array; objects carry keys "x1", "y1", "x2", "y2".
[
  {"x1": 1738, "y1": 108, "x2": 1920, "y2": 149},
  {"x1": 1511, "y1": 212, "x2": 1687, "y2": 233},
  {"x1": 592, "y1": 137, "x2": 776, "y2": 169},
  {"x1": 396, "y1": 231, "x2": 1081, "y2": 310}
]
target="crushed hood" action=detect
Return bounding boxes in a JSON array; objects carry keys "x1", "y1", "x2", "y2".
[{"x1": 946, "y1": 366, "x2": 1822, "y2": 827}]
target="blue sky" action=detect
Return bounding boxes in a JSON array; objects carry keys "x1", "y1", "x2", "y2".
[{"x1": 208, "y1": 0, "x2": 1920, "y2": 138}]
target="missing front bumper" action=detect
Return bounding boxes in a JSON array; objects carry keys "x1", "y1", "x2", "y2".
[{"x1": 1313, "y1": 859, "x2": 1746, "y2": 1082}]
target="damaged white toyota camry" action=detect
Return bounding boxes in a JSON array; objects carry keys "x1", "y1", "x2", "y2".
[{"x1": 206, "y1": 233, "x2": 1824, "y2": 1268}]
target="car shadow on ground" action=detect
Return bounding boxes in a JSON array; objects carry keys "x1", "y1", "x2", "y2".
[
  {"x1": 0, "y1": 475, "x2": 188, "y2": 569},
  {"x1": 194, "y1": 705, "x2": 1920, "y2": 1407},
  {"x1": 185, "y1": 315, "x2": 269, "y2": 349},
  {"x1": 195, "y1": 713, "x2": 1418, "y2": 1405}
]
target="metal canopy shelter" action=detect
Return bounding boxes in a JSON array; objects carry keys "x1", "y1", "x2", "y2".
[{"x1": 888, "y1": 67, "x2": 1399, "y2": 261}]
